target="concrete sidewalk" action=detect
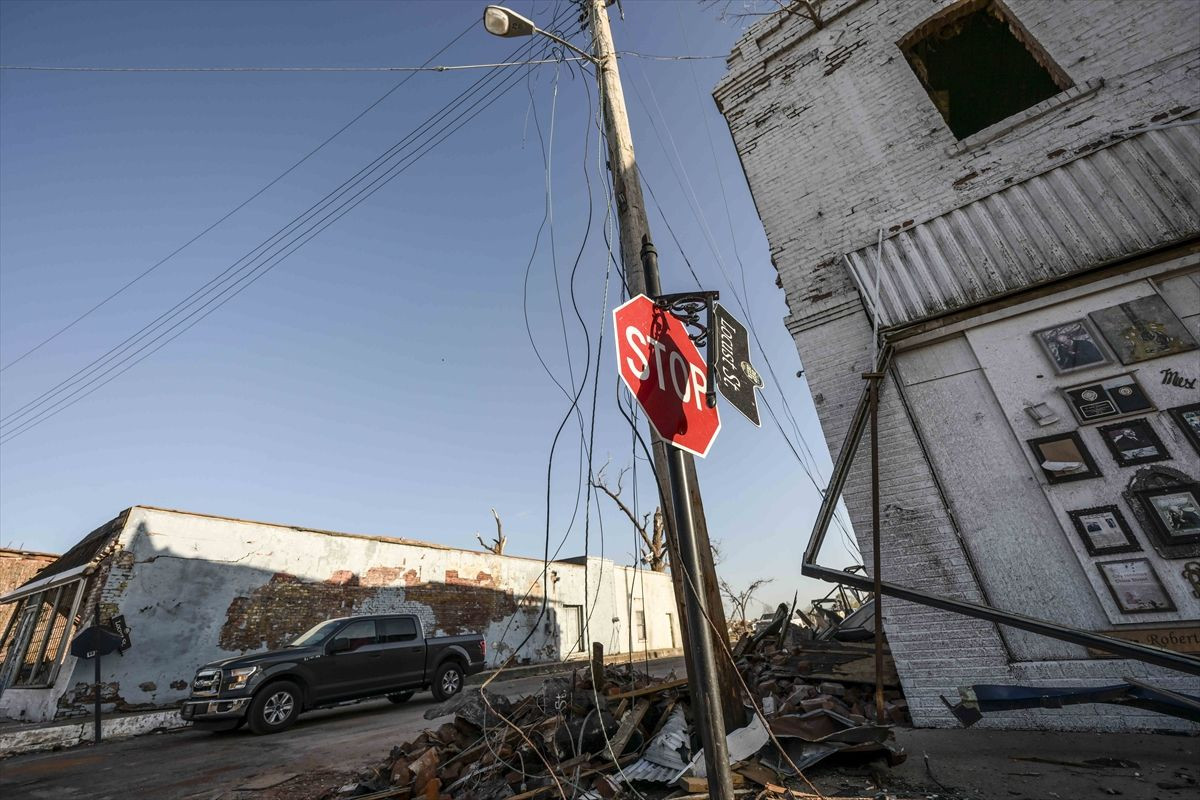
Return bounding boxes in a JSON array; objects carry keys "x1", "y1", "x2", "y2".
[{"x1": 0, "y1": 650, "x2": 682, "y2": 757}]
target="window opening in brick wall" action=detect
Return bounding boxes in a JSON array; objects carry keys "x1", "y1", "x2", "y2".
[
  {"x1": 899, "y1": 0, "x2": 1072, "y2": 140},
  {"x1": 635, "y1": 610, "x2": 647, "y2": 642}
]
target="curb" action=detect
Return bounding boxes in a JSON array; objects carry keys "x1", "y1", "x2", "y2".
[{"x1": 0, "y1": 709, "x2": 184, "y2": 757}]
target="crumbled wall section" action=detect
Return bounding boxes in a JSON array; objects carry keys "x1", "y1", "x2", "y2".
[
  {"x1": 715, "y1": 0, "x2": 1200, "y2": 732},
  {"x1": 219, "y1": 568, "x2": 522, "y2": 651}
]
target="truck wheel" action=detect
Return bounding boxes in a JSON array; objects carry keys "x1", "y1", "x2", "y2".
[
  {"x1": 248, "y1": 681, "x2": 301, "y2": 735},
  {"x1": 387, "y1": 690, "x2": 415, "y2": 704},
  {"x1": 431, "y1": 662, "x2": 464, "y2": 701}
]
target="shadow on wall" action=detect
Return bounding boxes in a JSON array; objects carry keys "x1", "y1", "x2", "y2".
[{"x1": 59, "y1": 522, "x2": 561, "y2": 718}]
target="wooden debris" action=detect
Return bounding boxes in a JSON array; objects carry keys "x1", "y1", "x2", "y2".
[
  {"x1": 606, "y1": 698, "x2": 650, "y2": 760},
  {"x1": 605, "y1": 676, "x2": 688, "y2": 699}
]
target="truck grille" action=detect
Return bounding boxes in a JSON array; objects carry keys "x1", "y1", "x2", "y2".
[{"x1": 192, "y1": 668, "x2": 221, "y2": 696}]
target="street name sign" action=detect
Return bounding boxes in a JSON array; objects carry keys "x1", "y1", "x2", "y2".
[
  {"x1": 712, "y1": 302, "x2": 764, "y2": 427},
  {"x1": 613, "y1": 294, "x2": 721, "y2": 457}
]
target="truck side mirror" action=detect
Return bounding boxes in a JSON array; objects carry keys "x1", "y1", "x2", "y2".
[{"x1": 327, "y1": 638, "x2": 351, "y2": 655}]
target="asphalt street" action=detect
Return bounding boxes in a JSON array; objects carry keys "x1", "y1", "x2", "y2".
[{"x1": 0, "y1": 657, "x2": 686, "y2": 800}]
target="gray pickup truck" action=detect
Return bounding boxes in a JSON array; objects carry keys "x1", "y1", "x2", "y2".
[{"x1": 181, "y1": 613, "x2": 486, "y2": 734}]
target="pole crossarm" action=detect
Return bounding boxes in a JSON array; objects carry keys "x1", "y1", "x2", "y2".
[{"x1": 801, "y1": 345, "x2": 1200, "y2": 677}]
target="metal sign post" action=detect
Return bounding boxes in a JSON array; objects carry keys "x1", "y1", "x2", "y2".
[{"x1": 68, "y1": 609, "x2": 124, "y2": 745}]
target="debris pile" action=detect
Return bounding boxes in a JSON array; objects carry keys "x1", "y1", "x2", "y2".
[
  {"x1": 325, "y1": 612, "x2": 910, "y2": 799},
  {"x1": 734, "y1": 625, "x2": 911, "y2": 729}
]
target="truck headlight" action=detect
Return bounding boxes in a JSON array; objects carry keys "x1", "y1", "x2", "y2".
[{"x1": 225, "y1": 666, "x2": 259, "y2": 691}]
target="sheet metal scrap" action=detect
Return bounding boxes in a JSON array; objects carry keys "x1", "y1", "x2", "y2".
[{"x1": 943, "y1": 679, "x2": 1200, "y2": 726}]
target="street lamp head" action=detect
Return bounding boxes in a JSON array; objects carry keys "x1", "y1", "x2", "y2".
[{"x1": 483, "y1": 6, "x2": 536, "y2": 38}]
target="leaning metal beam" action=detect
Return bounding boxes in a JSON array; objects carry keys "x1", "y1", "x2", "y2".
[{"x1": 801, "y1": 345, "x2": 1200, "y2": 676}]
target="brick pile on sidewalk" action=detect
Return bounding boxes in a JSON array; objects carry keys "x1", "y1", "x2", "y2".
[{"x1": 322, "y1": 629, "x2": 909, "y2": 799}]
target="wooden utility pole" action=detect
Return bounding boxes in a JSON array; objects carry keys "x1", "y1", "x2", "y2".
[{"x1": 587, "y1": 2, "x2": 737, "y2": 796}]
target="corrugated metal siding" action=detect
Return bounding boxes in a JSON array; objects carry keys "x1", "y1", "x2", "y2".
[{"x1": 845, "y1": 124, "x2": 1200, "y2": 327}]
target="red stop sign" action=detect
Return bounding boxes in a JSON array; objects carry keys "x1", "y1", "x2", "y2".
[{"x1": 613, "y1": 294, "x2": 721, "y2": 458}]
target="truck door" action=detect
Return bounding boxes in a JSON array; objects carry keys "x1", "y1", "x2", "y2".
[
  {"x1": 378, "y1": 616, "x2": 425, "y2": 688},
  {"x1": 311, "y1": 619, "x2": 385, "y2": 701}
]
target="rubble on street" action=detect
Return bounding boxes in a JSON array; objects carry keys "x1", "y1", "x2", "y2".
[{"x1": 323, "y1": 615, "x2": 910, "y2": 800}]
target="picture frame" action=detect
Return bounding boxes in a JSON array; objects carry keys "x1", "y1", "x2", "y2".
[
  {"x1": 1026, "y1": 431, "x2": 1102, "y2": 484},
  {"x1": 1167, "y1": 403, "x2": 1200, "y2": 455},
  {"x1": 1096, "y1": 418, "x2": 1171, "y2": 467},
  {"x1": 1088, "y1": 294, "x2": 1198, "y2": 365},
  {"x1": 1060, "y1": 372, "x2": 1155, "y2": 425},
  {"x1": 1096, "y1": 558, "x2": 1176, "y2": 614},
  {"x1": 1134, "y1": 484, "x2": 1200, "y2": 547},
  {"x1": 1031, "y1": 318, "x2": 1111, "y2": 374},
  {"x1": 1067, "y1": 506, "x2": 1142, "y2": 557}
]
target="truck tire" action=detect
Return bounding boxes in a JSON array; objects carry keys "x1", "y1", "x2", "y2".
[
  {"x1": 431, "y1": 662, "x2": 464, "y2": 701},
  {"x1": 387, "y1": 690, "x2": 415, "y2": 704},
  {"x1": 248, "y1": 681, "x2": 302, "y2": 735}
]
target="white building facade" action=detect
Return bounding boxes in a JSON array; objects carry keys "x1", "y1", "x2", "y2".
[
  {"x1": 716, "y1": 0, "x2": 1200, "y2": 731},
  {"x1": 0, "y1": 506, "x2": 678, "y2": 722}
]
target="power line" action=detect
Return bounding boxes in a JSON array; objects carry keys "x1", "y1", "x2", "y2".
[
  {"x1": 0, "y1": 16, "x2": 572, "y2": 444},
  {"x1": 0, "y1": 52, "x2": 717, "y2": 73},
  {"x1": 627, "y1": 63, "x2": 862, "y2": 558},
  {"x1": 0, "y1": 18, "x2": 478, "y2": 374}
]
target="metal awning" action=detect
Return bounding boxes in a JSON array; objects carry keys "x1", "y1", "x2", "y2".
[
  {"x1": 0, "y1": 564, "x2": 91, "y2": 605},
  {"x1": 845, "y1": 121, "x2": 1200, "y2": 328}
]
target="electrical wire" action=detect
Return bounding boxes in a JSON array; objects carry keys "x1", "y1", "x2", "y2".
[
  {"x1": 0, "y1": 12, "x2": 574, "y2": 444},
  {"x1": 0, "y1": 18, "x2": 478, "y2": 374},
  {"x1": 627, "y1": 63, "x2": 862, "y2": 558},
  {"x1": 0, "y1": 58, "x2": 586, "y2": 73},
  {"x1": 0, "y1": 51, "x2": 721, "y2": 73}
]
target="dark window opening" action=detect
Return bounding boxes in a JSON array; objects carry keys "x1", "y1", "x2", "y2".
[{"x1": 900, "y1": 0, "x2": 1071, "y2": 140}]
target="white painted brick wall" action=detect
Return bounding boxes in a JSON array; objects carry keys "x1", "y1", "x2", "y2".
[{"x1": 715, "y1": 0, "x2": 1200, "y2": 730}]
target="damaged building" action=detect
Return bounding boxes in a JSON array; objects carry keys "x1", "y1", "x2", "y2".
[
  {"x1": 0, "y1": 505, "x2": 678, "y2": 722},
  {"x1": 714, "y1": 0, "x2": 1200, "y2": 730}
]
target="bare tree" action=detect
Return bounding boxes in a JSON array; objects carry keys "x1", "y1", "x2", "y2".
[
  {"x1": 475, "y1": 508, "x2": 507, "y2": 555},
  {"x1": 592, "y1": 464, "x2": 668, "y2": 572},
  {"x1": 720, "y1": 577, "x2": 775, "y2": 629}
]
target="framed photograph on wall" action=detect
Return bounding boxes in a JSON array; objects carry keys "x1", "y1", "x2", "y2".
[
  {"x1": 1096, "y1": 558, "x2": 1176, "y2": 613},
  {"x1": 1096, "y1": 418, "x2": 1171, "y2": 467},
  {"x1": 1026, "y1": 431, "x2": 1102, "y2": 484},
  {"x1": 1135, "y1": 484, "x2": 1200, "y2": 546},
  {"x1": 1068, "y1": 506, "x2": 1141, "y2": 556},
  {"x1": 1061, "y1": 372, "x2": 1155, "y2": 425},
  {"x1": 1032, "y1": 319, "x2": 1111, "y2": 374},
  {"x1": 1088, "y1": 294, "x2": 1198, "y2": 365},
  {"x1": 1167, "y1": 403, "x2": 1200, "y2": 455}
]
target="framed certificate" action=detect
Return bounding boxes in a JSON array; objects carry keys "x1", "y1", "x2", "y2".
[{"x1": 1097, "y1": 558, "x2": 1176, "y2": 614}]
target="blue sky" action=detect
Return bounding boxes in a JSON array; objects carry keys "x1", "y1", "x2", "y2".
[{"x1": 0, "y1": 0, "x2": 857, "y2": 613}]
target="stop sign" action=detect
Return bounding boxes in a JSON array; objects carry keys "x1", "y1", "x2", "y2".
[{"x1": 613, "y1": 294, "x2": 721, "y2": 457}]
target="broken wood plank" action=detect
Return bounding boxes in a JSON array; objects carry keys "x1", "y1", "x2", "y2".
[
  {"x1": 605, "y1": 677, "x2": 687, "y2": 700},
  {"x1": 592, "y1": 641, "x2": 606, "y2": 690},
  {"x1": 606, "y1": 698, "x2": 650, "y2": 760}
]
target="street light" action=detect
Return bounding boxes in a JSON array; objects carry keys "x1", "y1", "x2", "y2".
[{"x1": 482, "y1": 5, "x2": 598, "y2": 64}]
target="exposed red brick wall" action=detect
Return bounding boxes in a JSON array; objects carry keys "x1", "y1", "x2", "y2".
[
  {"x1": 218, "y1": 568, "x2": 524, "y2": 652},
  {"x1": 0, "y1": 548, "x2": 58, "y2": 631}
]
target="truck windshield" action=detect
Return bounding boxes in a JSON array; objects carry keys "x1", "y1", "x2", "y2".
[{"x1": 289, "y1": 620, "x2": 342, "y2": 647}]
